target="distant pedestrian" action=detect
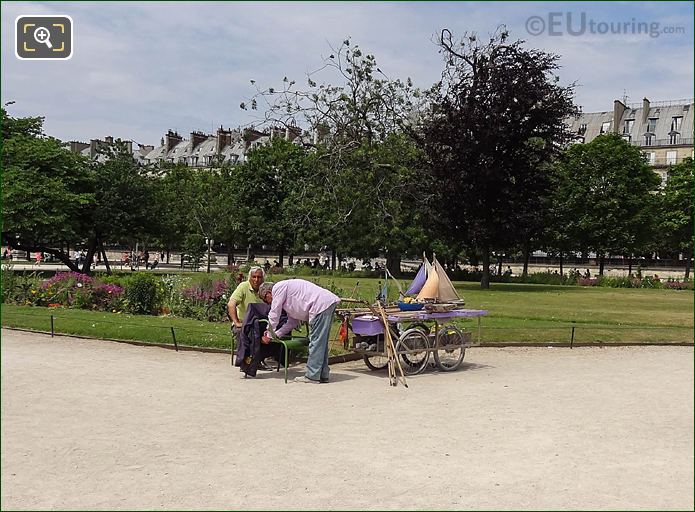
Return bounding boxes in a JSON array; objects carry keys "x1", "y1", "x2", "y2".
[{"x1": 34, "y1": 252, "x2": 42, "y2": 266}]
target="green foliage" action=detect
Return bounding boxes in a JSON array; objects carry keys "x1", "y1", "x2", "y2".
[
  {"x1": 124, "y1": 273, "x2": 160, "y2": 314},
  {"x1": 659, "y1": 158, "x2": 694, "y2": 256},
  {"x1": 550, "y1": 134, "x2": 661, "y2": 259},
  {"x1": 2, "y1": 108, "x2": 93, "y2": 263},
  {"x1": 182, "y1": 234, "x2": 206, "y2": 270}
]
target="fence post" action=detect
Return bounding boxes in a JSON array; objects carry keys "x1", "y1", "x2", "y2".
[
  {"x1": 170, "y1": 327, "x2": 178, "y2": 351},
  {"x1": 570, "y1": 323, "x2": 575, "y2": 349},
  {"x1": 50, "y1": 315, "x2": 54, "y2": 337}
]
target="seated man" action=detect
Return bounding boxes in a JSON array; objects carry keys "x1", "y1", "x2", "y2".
[{"x1": 227, "y1": 266, "x2": 265, "y2": 338}]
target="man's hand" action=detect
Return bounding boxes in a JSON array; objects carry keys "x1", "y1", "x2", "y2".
[
  {"x1": 234, "y1": 321, "x2": 242, "y2": 328},
  {"x1": 261, "y1": 331, "x2": 271, "y2": 344}
]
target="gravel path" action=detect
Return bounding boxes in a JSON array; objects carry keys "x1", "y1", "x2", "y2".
[{"x1": 2, "y1": 329, "x2": 693, "y2": 510}]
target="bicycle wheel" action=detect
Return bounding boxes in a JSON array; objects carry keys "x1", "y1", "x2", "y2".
[
  {"x1": 395, "y1": 328, "x2": 430, "y2": 375},
  {"x1": 433, "y1": 323, "x2": 465, "y2": 371}
]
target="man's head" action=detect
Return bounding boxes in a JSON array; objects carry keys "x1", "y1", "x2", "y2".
[
  {"x1": 258, "y1": 282, "x2": 274, "y2": 304},
  {"x1": 248, "y1": 266, "x2": 265, "y2": 291}
]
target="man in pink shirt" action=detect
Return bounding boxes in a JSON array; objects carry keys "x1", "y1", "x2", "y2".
[{"x1": 259, "y1": 279, "x2": 340, "y2": 384}]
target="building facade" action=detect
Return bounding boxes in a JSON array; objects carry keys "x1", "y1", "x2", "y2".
[{"x1": 565, "y1": 97, "x2": 694, "y2": 185}]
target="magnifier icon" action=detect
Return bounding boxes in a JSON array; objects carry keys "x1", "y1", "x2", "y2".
[{"x1": 34, "y1": 26, "x2": 53, "y2": 49}]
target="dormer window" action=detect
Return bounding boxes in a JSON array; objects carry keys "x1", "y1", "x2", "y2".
[
  {"x1": 671, "y1": 116, "x2": 683, "y2": 132},
  {"x1": 578, "y1": 123, "x2": 587, "y2": 135},
  {"x1": 600, "y1": 121, "x2": 611, "y2": 134},
  {"x1": 646, "y1": 118, "x2": 657, "y2": 133},
  {"x1": 623, "y1": 119, "x2": 634, "y2": 134},
  {"x1": 644, "y1": 134, "x2": 654, "y2": 146}
]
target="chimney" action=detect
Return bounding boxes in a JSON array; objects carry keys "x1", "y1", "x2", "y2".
[
  {"x1": 139, "y1": 144, "x2": 154, "y2": 153},
  {"x1": 191, "y1": 131, "x2": 208, "y2": 150},
  {"x1": 165, "y1": 130, "x2": 182, "y2": 152},
  {"x1": 89, "y1": 139, "x2": 100, "y2": 159},
  {"x1": 612, "y1": 99, "x2": 627, "y2": 133},
  {"x1": 642, "y1": 97, "x2": 650, "y2": 125},
  {"x1": 69, "y1": 141, "x2": 89, "y2": 153},
  {"x1": 216, "y1": 126, "x2": 233, "y2": 154},
  {"x1": 104, "y1": 135, "x2": 114, "y2": 144},
  {"x1": 125, "y1": 140, "x2": 133, "y2": 154}
]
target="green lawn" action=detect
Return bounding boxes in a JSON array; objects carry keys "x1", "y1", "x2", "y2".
[{"x1": 2, "y1": 279, "x2": 692, "y2": 349}]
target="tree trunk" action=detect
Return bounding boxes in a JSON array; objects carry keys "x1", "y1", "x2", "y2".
[
  {"x1": 99, "y1": 240, "x2": 112, "y2": 275},
  {"x1": 82, "y1": 236, "x2": 99, "y2": 275},
  {"x1": 331, "y1": 249, "x2": 337, "y2": 270},
  {"x1": 386, "y1": 250, "x2": 401, "y2": 277},
  {"x1": 166, "y1": 248, "x2": 170, "y2": 264},
  {"x1": 497, "y1": 257, "x2": 502, "y2": 278},
  {"x1": 685, "y1": 255, "x2": 691, "y2": 280},
  {"x1": 628, "y1": 256, "x2": 633, "y2": 276},
  {"x1": 598, "y1": 254, "x2": 605, "y2": 276},
  {"x1": 227, "y1": 244, "x2": 232, "y2": 266},
  {"x1": 481, "y1": 247, "x2": 491, "y2": 289},
  {"x1": 559, "y1": 252, "x2": 564, "y2": 276},
  {"x1": 522, "y1": 242, "x2": 530, "y2": 277},
  {"x1": 278, "y1": 246, "x2": 285, "y2": 268},
  {"x1": 288, "y1": 253, "x2": 294, "y2": 266}
]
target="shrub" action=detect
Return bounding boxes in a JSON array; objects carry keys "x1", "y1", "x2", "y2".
[
  {"x1": 180, "y1": 277, "x2": 232, "y2": 321},
  {"x1": 124, "y1": 273, "x2": 160, "y2": 314},
  {"x1": 664, "y1": 279, "x2": 693, "y2": 290}
]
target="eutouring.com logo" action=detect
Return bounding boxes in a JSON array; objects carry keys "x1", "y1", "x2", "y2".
[{"x1": 525, "y1": 12, "x2": 686, "y2": 38}]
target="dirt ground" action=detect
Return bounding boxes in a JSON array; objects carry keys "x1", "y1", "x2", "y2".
[{"x1": 1, "y1": 329, "x2": 693, "y2": 510}]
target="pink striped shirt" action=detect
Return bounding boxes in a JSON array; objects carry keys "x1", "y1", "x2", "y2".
[{"x1": 268, "y1": 279, "x2": 340, "y2": 337}]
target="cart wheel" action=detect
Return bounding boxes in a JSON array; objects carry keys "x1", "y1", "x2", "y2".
[
  {"x1": 363, "y1": 354, "x2": 389, "y2": 371},
  {"x1": 433, "y1": 323, "x2": 465, "y2": 371},
  {"x1": 400, "y1": 322, "x2": 430, "y2": 336},
  {"x1": 396, "y1": 328, "x2": 430, "y2": 375}
]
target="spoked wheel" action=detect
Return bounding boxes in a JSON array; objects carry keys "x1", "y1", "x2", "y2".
[
  {"x1": 433, "y1": 323, "x2": 465, "y2": 371},
  {"x1": 395, "y1": 328, "x2": 430, "y2": 375}
]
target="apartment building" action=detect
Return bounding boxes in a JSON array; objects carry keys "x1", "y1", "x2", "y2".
[{"x1": 566, "y1": 97, "x2": 694, "y2": 185}]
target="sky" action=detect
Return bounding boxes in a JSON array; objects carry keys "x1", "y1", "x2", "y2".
[{"x1": 1, "y1": 1, "x2": 693, "y2": 147}]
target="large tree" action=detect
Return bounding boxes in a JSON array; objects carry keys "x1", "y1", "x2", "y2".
[
  {"x1": 82, "y1": 141, "x2": 161, "y2": 274},
  {"x1": 241, "y1": 39, "x2": 428, "y2": 273},
  {"x1": 659, "y1": 157, "x2": 694, "y2": 278},
  {"x1": 2, "y1": 107, "x2": 93, "y2": 270},
  {"x1": 551, "y1": 134, "x2": 661, "y2": 275},
  {"x1": 417, "y1": 28, "x2": 577, "y2": 288}
]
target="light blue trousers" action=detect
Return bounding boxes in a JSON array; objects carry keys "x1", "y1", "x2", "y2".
[{"x1": 306, "y1": 303, "x2": 338, "y2": 381}]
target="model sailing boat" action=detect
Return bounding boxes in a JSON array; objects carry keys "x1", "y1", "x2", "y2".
[{"x1": 402, "y1": 253, "x2": 464, "y2": 310}]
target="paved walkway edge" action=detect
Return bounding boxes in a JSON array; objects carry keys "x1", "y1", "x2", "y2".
[{"x1": 2, "y1": 326, "x2": 692, "y2": 364}]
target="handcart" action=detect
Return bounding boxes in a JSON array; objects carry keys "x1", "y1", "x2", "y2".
[{"x1": 337, "y1": 306, "x2": 488, "y2": 375}]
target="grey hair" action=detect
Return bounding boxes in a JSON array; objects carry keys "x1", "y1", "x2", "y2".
[
  {"x1": 258, "y1": 282, "x2": 274, "y2": 299},
  {"x1": 248, "y1": 266, "x2": 265, "y2": 280}
]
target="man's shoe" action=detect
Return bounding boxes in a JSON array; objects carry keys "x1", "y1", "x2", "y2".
[
  {"x1": 293, "y1": 376, "x2": 320, "y2": 384},
  {"x1": 258, "y1": 360, "x2": 274, "y2": 371},
  {"x1": 319, "y1": 378, "x2": 329, "y2": 383}
]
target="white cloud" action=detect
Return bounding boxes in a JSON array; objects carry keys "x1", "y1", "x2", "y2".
[{"x1": 1, "y1": 1, "x2": 692, "y2": 143}]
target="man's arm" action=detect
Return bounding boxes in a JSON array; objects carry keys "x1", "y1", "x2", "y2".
[
  {"x1": 267, "y1": 284, "x2": 299, "y2": 337},
  {"x1": 228, "y1": 299, "x2": 241, "y2": 327},
  {"x1": 228, "y1": 283, "x2": 246, "y2": 328}
]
